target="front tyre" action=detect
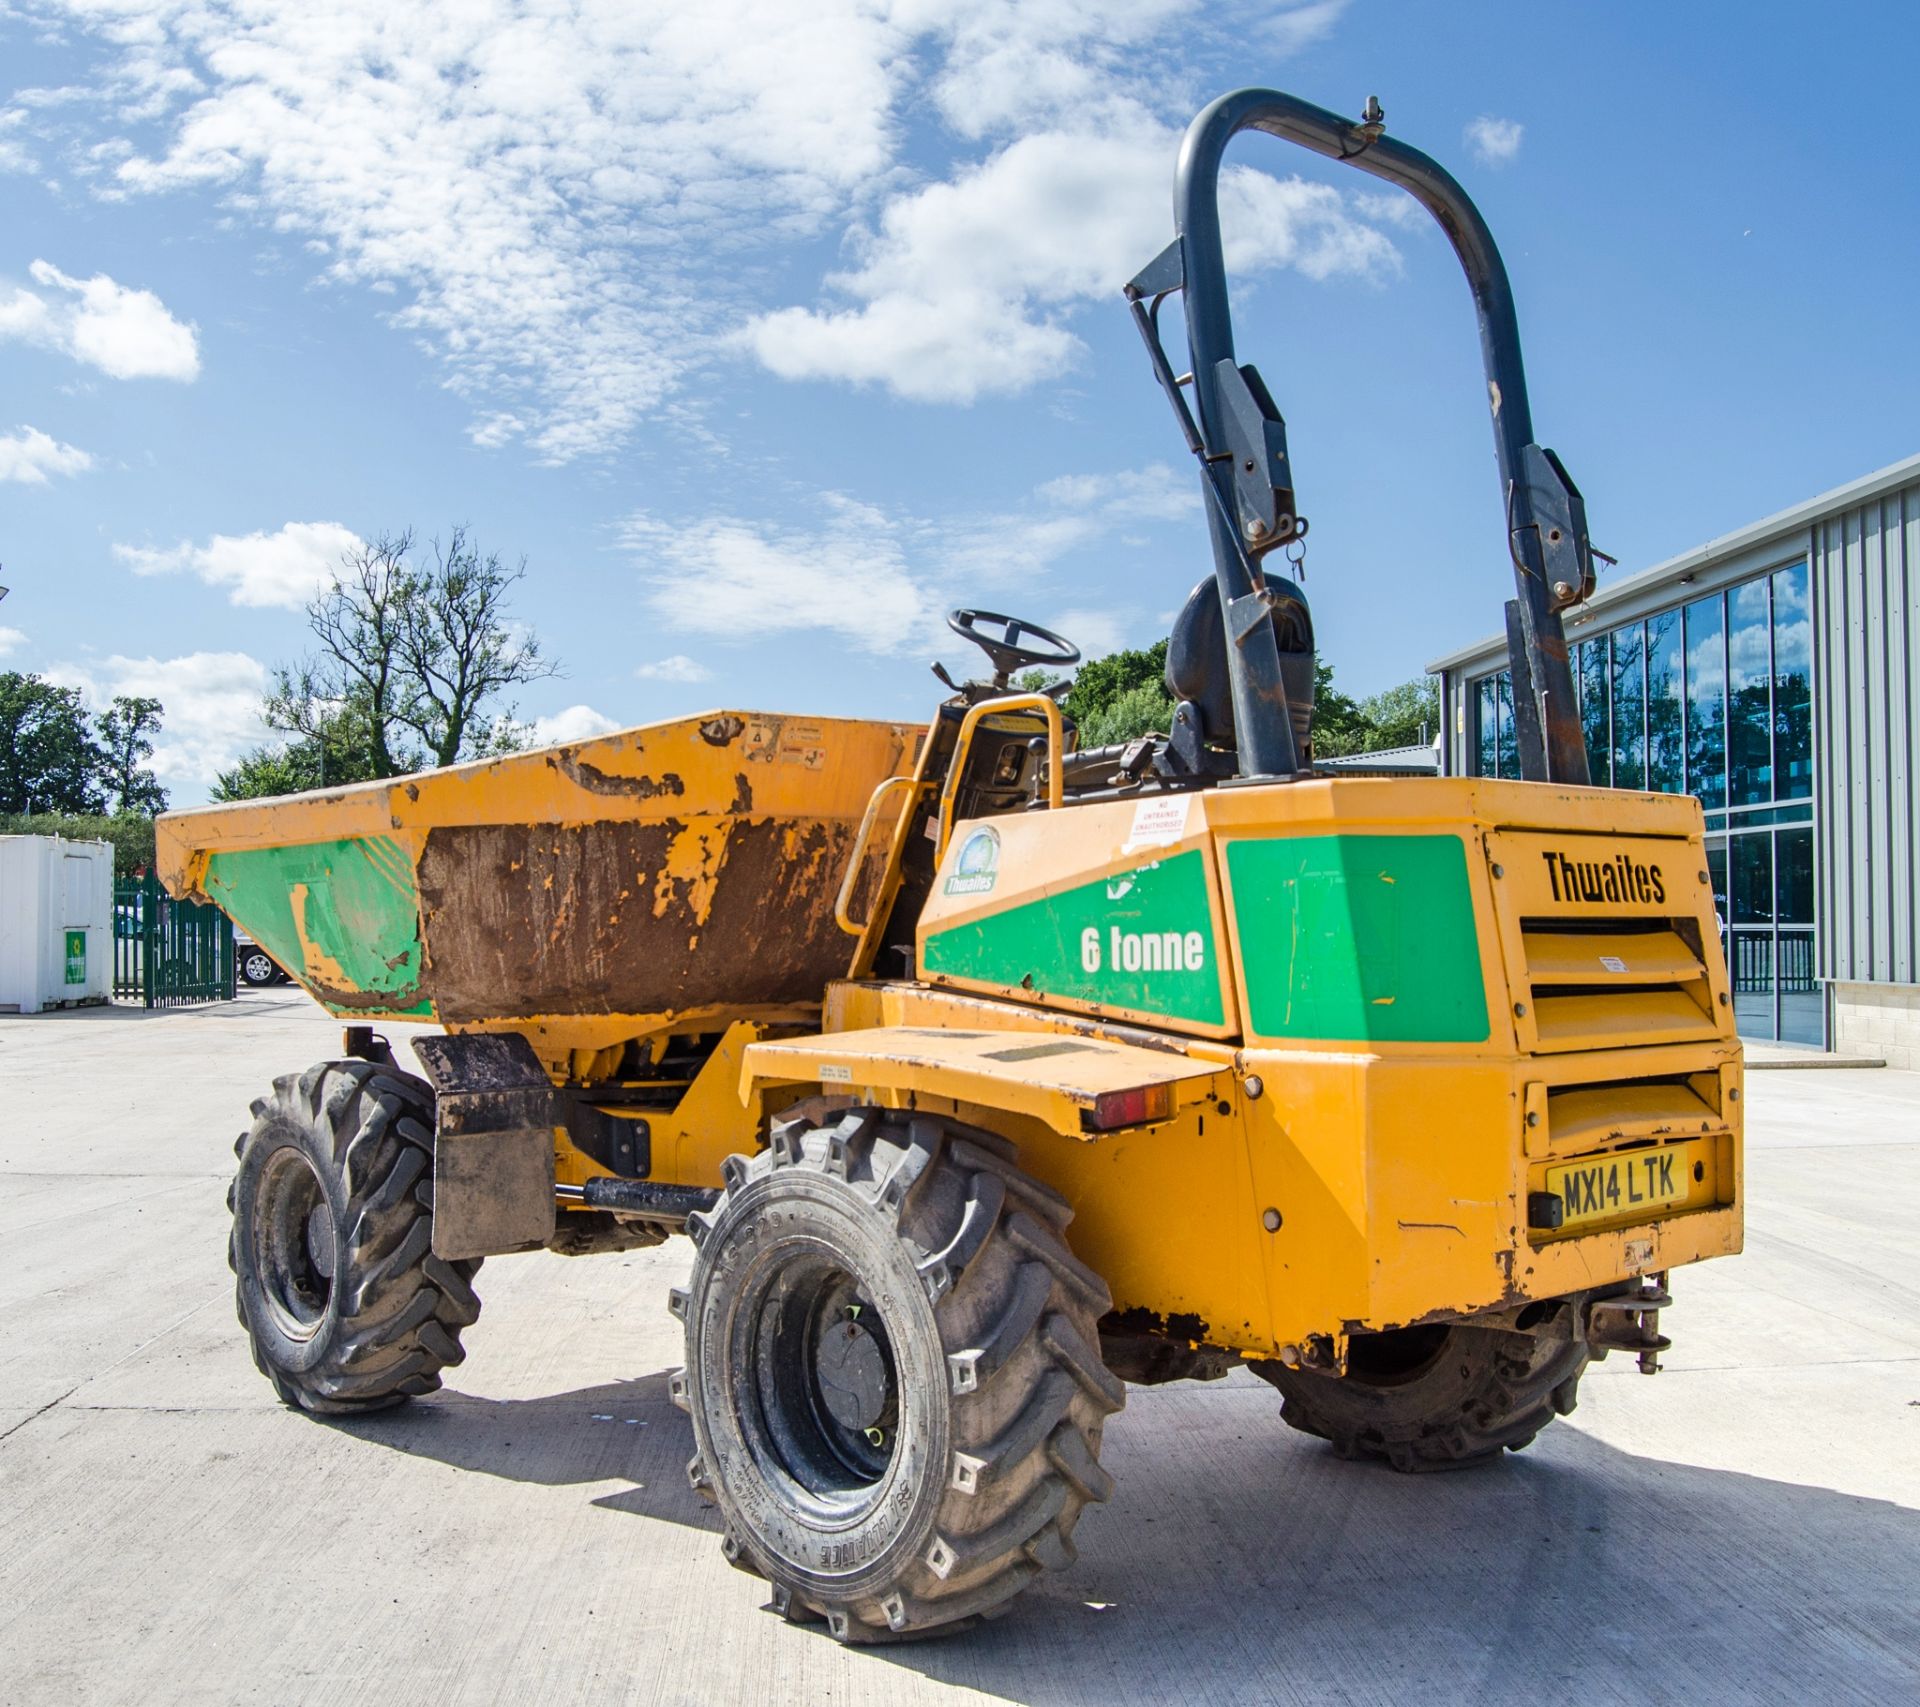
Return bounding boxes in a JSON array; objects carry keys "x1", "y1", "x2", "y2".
[
  {"x1": 673, "y1": 1108, "x2": 1123, "y2": 1642},
  {"x1": 1252, "y1": 1302, "x2": 1590, "y2": 1472},
  {"x1": 230, "y1": 1060, "x2": 482, "y2": 1414}
]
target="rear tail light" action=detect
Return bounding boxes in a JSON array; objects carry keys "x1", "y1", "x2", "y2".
[{"x1": 1084, "y1": 1082, "x2": 1175, "y2": 1131}]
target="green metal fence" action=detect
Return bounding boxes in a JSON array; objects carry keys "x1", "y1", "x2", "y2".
[{"x1": 112, "y1": 873, "x2": 236, "y2": 1008}]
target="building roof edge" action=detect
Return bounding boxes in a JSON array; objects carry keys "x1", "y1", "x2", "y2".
[{"x1": 1425, "y1": 449, "x2": 1920, "y2": 676}]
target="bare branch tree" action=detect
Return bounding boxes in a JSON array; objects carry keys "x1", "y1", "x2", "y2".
[
  {"x1": 255, "y1": 526, "x2": 559, "y2": 790},
  {"x1": 394, "y1": 525, "x2": 559, "y2": 766},
  {"x1": 279, "y1": 531, "x2": 420, "y2": 778}
]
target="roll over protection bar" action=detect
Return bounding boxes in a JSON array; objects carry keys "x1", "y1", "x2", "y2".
[{"x1": 1128, "y1": 87, "x2": 1593, "y2": 785}]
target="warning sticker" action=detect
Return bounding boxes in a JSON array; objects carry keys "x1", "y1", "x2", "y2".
[
  {"x1": 1599, "y1": 954, "x2": 1628, "y2": 974},
  {"x1": 1123, "y1": 794, "x2": 1192, "y2": 852}
]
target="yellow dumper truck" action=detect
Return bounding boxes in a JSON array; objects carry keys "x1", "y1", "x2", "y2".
[{"x1": 160, "y1": 88, "x2": 1742, "y2": 1642}]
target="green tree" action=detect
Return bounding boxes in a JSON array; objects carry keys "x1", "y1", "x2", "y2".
[
  {"x1": 95, "y1": 695, "x2": 169, "y2": 815},
  {"x1": 1061, "y1": 640, "x2": 1170, "y2": 729},
  {"x1": 0, "y1": 812, "x2": 156, "y2": 875},
  {"x1": 1025, "y1": 639, "x2": 1178, "y2": 747},
  {"x1": 1309, "y1": 656, "x2": 1368, "y2": 757},
  {"x1": 1354, "y1": 675, "x2": 1440, "y2": 752},
  {"x1": 1014, "y1": 638, "x2": 1437, "y2": 761},
  {"x1": 214, "y1": 695, "x2": 391, "y2": 802},
  {"x1": 211, "y1": 745, "x2": 324, "y2": 803},
  {"x1": 1076, "y1": 681, "x2": 1178, "y2": 747},
  {"x1": 0, "y1": 672, "x2": 105, "y2": 814}
]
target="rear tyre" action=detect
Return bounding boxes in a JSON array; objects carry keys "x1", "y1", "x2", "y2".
[
  {"x1": 673, "y1": 1107, "x2": 1123, "y2": 1642},
  {"x1": 1252, "y1": 1302, "x2": 1590, "y2": 1472},
  {"x1": 229, "y1": 1060, "x2": 482, "y2": 1415},
  {"x1": 239, "y1": 949, "x2": 281, "y2": 987}
]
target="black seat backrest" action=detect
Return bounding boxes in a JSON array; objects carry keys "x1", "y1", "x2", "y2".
[{"x1": 1164, "y1": 575, "x2": 1316, "y2": 757}]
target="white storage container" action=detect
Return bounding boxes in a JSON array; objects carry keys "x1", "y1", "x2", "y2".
[{"x1": 0, "y1": 835, "x2": 114, "y2": 1013}]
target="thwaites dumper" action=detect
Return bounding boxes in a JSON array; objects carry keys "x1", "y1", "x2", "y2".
[{"x1": 162, "y1": 89, "x2": 1743, "y2": 1642}]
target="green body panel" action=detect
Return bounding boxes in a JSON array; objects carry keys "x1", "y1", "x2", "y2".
[
  {"x1": 922, "y1": 847, "x2": 1225, "y2": 1026},
  {"x1": 203, "y1": 836, "x2": 431, "y2": 1017},
  {"x1": 1226, "y1": 833, "x2": 1489, "y2": 1043}
]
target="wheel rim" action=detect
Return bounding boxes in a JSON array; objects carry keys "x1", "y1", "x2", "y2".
[
  {"x1": 243, "y1": 953, "x2": 275, "y2": 983},
  {"x1": 254, "y1": 1147, "x2": 336, "y2": 1340},
  {"x1": 734, "y1": 1246, "x2": 901, "y2": 1520}
]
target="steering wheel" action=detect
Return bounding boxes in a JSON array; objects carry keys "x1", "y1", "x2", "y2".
[{"x1": 947, "y1": 609, "x2": 1080, "y2": 686}]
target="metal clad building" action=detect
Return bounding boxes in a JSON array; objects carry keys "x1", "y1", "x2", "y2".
[{"x1": 1430, "y1": 453, "x2": 1920, "y2": 1064}]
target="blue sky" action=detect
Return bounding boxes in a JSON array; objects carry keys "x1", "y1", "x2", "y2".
[{"x1": 3, "y1": 0, "x2": 1916, "y2": 803}]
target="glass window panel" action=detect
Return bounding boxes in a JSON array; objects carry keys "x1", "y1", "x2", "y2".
[
  {"x1": 1706, "y1": 838, "x2": 1729, "y2": 941},
  {"x1": 1775, "y1": 825, "x2": 1814, "y2": 924},
  {"x1": 1726, "y1": 802, "x2": 1814, "y2": 829},
  {"x1": 1727, "y1": 576, "x2": 1772, "y2": 806},
  {"x1": 1645, "y1": 608, "x2": 1684, "y2": 793},
  {"x1": 1476, "y1": 678, "x2": 1498, "y2": 777},
  {"x1": 1611, "y1": 624, "x2": 1645, "y2": 790},
  {"x1": 1579, "y1": 637, "x2": 1610, "y2": 787},
  {"x1": 1730, "y1": 831, "x2": 1773, "y2": 925},
  {"x1": 1685, "y1": 594, "x2": 1726, "y2": 810},
  {"x1": 1771, "y1": 562, "x2": 1812, "y2": 801},
  {"x1": 1495, "y1": 670, "x2": 1518, "y2": 779}
]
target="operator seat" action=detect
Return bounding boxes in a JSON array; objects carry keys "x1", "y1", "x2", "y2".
[{"x1": 1164, "y1": 574, "x2": 1317, "y2": 762}]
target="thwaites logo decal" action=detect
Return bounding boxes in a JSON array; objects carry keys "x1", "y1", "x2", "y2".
[
  {"x1": 1539, "y1": 848, "x2": 1667, "y2": 906},
  {"x1": 944, "y1": 826, "x2": 1001, "y2": 896}
]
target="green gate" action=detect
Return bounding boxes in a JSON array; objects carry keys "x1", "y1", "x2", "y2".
[{"x1": 113, "y1": 873, "x2": 237, "y2": 1008}]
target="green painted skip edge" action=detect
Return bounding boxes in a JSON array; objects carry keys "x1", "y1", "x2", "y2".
[{"x1": 203, "y1": 835, "x2": 433, "y2": 1019}]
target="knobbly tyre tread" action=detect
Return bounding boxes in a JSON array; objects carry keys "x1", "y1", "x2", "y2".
[
  {"x1": 1252, "y1": 1306, "x2": 1591, "y2": 1473},
  {"x1": 674, "y1": 1107, "x2": 1122, "y2": 1642},
  {"x1": 230, "y1": 1059, "x2": 482, "y2": 1416}
]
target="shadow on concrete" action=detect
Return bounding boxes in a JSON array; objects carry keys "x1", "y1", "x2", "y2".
[
  {"x1": 339, "y1": 1372, "x2": 1920, "y2": 1706},
  {"x1": 4, "y1": 989, "x2": 317, "y2": 1024}
]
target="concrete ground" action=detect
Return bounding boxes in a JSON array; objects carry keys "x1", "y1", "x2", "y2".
[{"x1": 2, "y1": 990, "x2": 1916, "y2": 1707}]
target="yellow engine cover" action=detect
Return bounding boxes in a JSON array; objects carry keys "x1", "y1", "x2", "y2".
[{"x1": 792, "y1": 775, "x2": 1744, "y2": 1360}]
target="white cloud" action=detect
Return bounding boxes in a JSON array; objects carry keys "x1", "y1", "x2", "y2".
[
  {"x1": 114, "y1": 521, "x2": 363, "y2": 609},
  {"x1": 1044, "y1": 605, "x2": 1131, "y2": 661},
  {"x1": 18, "y1": 1, "x2": 916, "y2": 460},
  {"x1": 45, "y1": 652, "x2": 272, "y2": 791},
  {"x1": 627, "y1": 461, "x2": 1197, "y2": 653},
  {"x1": 0, "y1": 261, "x2": 200, "y2": 380},
  {"x1": 628, "y1": 494, "x2": 932, "y2": 655},
  {"x1": 0, "y1": 626, "x2": 26, "y2": 657},
  {"x1": 1464, "y1": 115, "x2": 1524, "y2": 167},
  {"x1": 1264, "y1": 0, "x2": 1351, "y2": 53},
  {"x1": 0, "y1": 110, "x2": 35, "y2": 175},
  {"x1": 0, "y1": 425, "x2": 93, "y2": 484},
  {"x1": 635, "y1": 655, "x2": 713, "y2": 683},
  {"x1": 528, "y1": 704, "x2": 623, "y2": 746},
  {"x1": 743, "y1": 125, "x2": 1396, "y2": 402},
  {"x1": 911, "y1": 1, "x2": 1194, "y2": 141},
  {"x1": 1034, "y1": 465, "x2": 1195, "y2": 521},
  {"x1": 15, "y1": 1, "x2": 1370, "y2": 444},
  {"x1": 468, "y1": 412, "x2": 526, "y2": 450},
  {"x1": 1352, "y1": 189, "x2": 1431, "y2": 232}
]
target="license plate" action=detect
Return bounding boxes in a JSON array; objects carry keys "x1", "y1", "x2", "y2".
[{"x1": 1545, "y1": 1142, "x2": 1697, "y2": 1231}]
